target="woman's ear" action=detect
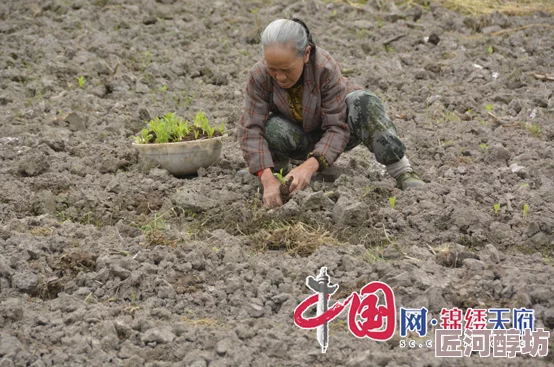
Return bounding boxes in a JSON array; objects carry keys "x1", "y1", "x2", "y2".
[{"x1": 303, "y1": 46, "x2": 311, "y2": 64}]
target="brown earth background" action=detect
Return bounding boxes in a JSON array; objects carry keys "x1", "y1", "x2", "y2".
[{"x1": 0, "y1": 0, "x2": 554, "y2": 366}]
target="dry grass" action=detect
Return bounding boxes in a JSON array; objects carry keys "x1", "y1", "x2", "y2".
[
  {"x1": 344, "y1": 0, "x2": 554, "y2": 15},
  {"x1": 29, "y1": 227, "x2": 55, "y2": 236},
  {"x1": 182, "y1": 317, "x2": 221, "y2": 327},
  {"x1": 248, "y1": 221, "x2": 342, "y2": 257},
  {"x1": 144, "y1": 230, "x2": 178, "y2": 247},
  {"x1": 57, "y1": 251, "x2": 98, "y2": 272},
  {"x1": 436, "y1": 0, "x2": 554, "y2": 16},
  {"x1": 36, "y1": 277, "x2": 63, "y2": 300}
]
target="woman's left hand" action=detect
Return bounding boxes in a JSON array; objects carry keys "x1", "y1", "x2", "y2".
[{"x1": 285, "y1": 157, "x2": 320, "y2": 196}]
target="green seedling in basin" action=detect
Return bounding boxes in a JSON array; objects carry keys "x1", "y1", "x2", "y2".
[
  {"x1": 134, "y1": 111, "x2": 224, "y2": 144},
  {"x1": 145, "y1": 112, "x2": 184, "y2": 143},
  {"x1": 78, "y1": 76, "x2": 85, "y2": 88},
  {"x1": 194, "y1": 111, "x2": 215, "y2": 138},
  {"x1": 218, "y1": 121, "x2": 226, "y2": 135},
  {"x1": 493, "y1": 203, "x2": 500, "y2": 216}
]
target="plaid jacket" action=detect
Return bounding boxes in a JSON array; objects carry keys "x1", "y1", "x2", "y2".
[{"x1": 238, "y1": 47, "x2": 362, "y2": 173}]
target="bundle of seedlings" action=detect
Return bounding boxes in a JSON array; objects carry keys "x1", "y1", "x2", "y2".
[{"x1": 133, "y1": 111, "x2": 225, "y2": 144}]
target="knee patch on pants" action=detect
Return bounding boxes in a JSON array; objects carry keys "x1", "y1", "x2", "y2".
[{"x1": 264, "y1": 113, "x2": 304, "y2": 153}]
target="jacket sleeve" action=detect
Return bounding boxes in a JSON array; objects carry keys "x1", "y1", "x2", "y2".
[
  {"x1": 313, "y1": 56, "x2": 349, "y2": 167},
  {"x1": 238, "y1": 64, "x2": 274, "y2": 174}
]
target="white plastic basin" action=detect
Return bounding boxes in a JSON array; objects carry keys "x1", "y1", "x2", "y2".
[{"x1": 133, "y1": 136, "x2": 223, "y2": 176}]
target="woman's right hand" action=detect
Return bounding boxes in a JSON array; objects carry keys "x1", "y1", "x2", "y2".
[{"x1": 260, "y1": 169, "x2": 283, "y2": 207}]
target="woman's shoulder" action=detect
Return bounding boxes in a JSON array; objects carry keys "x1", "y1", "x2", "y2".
[
  {"x1": 247, "y1": 58, "x2": 272, "y2": 93},
  {"x1": 249, "y1": 58, "x2": 269, "y2": 78},
  {"x1": 247, "y1": 58, "x2": 273, "y2": 88},
  {"x1": 311, "y1": 48, "x2": 362, "y2": 92},
  {"x1": 312, "y1": 47, "x2": 338, "y2": 69},
  {"x1": 308, "y1": 47, "x2": 342, "y2": 83}
]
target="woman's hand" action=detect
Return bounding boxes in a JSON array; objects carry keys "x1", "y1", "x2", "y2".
[
  {"x1": 285, "y1": 157, "x2": 319, "y2": 195},
  {"x1": 260, "y1": 169, "x2": 283, "y2": 207}
]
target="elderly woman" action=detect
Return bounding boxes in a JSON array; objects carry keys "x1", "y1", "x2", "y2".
[{"x1": 239, "y1": 18, "x2": 424, "y2": 207}]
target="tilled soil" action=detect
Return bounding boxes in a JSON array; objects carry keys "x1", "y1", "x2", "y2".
[{"x1": 1, "y1": 0, "x2": 553, "y2": 366}]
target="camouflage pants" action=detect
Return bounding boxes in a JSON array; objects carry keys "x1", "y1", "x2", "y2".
[{"x1": 264, "y1": 90, "x2": 406, "y2": 169}]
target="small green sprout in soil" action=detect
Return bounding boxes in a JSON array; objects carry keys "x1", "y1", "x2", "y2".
[
  {"x1": 77, "y1": 76, "x2": 85, "y2": 88},
  {"x1": 57, "y1": 211, "x2": 72, "y2": 223},
  {"x1": 365, "y1": 246, "x2": 384, "y2": 262},
  {"x1": 523, "y1": 122, "x2": 540, "y2": 137},
  {"x1": 358, "y1": 29, "x2": 370, "y2": 39},
  {"x1": 134, "y1": 210, "x2": 177, "y2": 247},
  {"x1": 389, "y1": 196, "x2": 396, "y2": 210},
  {"x1": 251, "y1": 8, "x2": 262, "y2": 32},
  {"x1": 133, "y1": 111, "x2": 224, "y2": 144},
  {"x1": 484, "y1": 104, "x2": 493, "y2": 111},
  {"x1": 173, "y1": 91, "x2": 195, "y2": 107},
  {"x1": 140, "y1": 51, "x2": 151, "y2": 74},
  {"x1": 493, "y1": 203, "x2": 500, "y2": 215},
  {"x1": 444, "y1": 111, "x2": 461, "y2": 123},
  {"x1": 522, "y1": 203, "x2": 529, "y2": 218},
  {"x1": 488, "y1": 45, "x2": 494, "y2": 54},
  {"x1": 479, "y1": 143, "x2": 490, "y2": 159},
  {"x1": 185, "y1": 94, "x2": 194, "y2": 106}
]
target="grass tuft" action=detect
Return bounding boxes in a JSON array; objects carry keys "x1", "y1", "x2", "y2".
[
  {"x1": 396, "y1": 0, "x2": 554, "y2": 15},
  {"x1": 247, "y1": 221, "x2": 342, "y2": 257},
  {"x1": 183, "y1": 317, "x2": 221, "y2": 327},
  {"x1": 436, "y1": 0, "x2": 554, "y2": 16}
]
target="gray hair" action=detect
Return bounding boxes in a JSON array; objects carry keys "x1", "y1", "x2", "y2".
[{"x1": 261, "y1": 19, "x2": 310, "y2": 57}]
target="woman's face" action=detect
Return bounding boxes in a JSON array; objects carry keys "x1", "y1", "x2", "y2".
[{"x1": 264, "y1": 44, "x2": 310, "y2": 89}]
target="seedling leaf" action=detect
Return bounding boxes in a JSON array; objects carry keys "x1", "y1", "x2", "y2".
[
  {"x1": 522, "y1": 204, "x2": 529, "y2": 218},
  {"x1": 389, "y1": 196, "x2": 396, "y2": 210},
  {"x1": 274, "y1": 169, "x2": 286, "y2": 184}
]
